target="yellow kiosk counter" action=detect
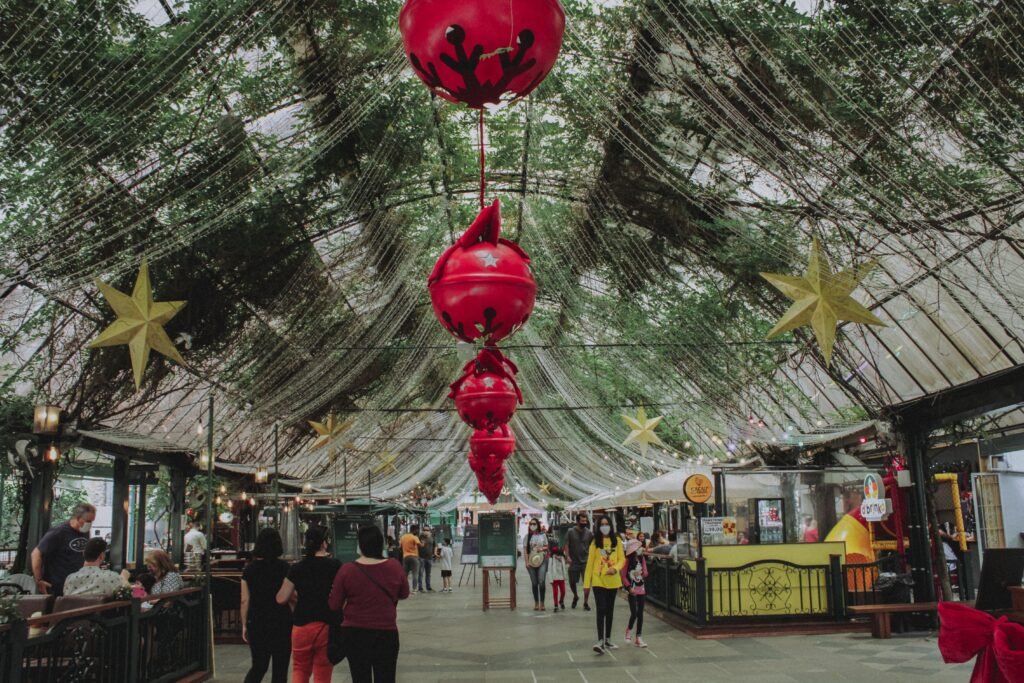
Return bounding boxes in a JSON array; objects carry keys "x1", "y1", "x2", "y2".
[{"x1": 646, "y1": 542, "x2": 848, "y2": 625}]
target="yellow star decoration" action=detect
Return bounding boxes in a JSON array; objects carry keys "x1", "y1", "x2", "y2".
[
  {"x1": 89, "y1": 260, "x2": 187, "y2": 390},
  {"x1": 374, "y1": 452, "x2": 399, "y2": 475},
  {"x1": 308, "y1": 413, "x2": 351, "y2": 451},
  {"x1": 622, "y1": 406, "x2": 665, "y2": 455},
  {"x1": 760, "y1": 238, "x2": 886, "y2": 366},
  {"x1": 538, "y1": 482, "x2": 552, "y2": 495}
]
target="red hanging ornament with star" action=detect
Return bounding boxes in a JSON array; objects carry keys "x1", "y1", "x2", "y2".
[
  {"x1": 399, "y1": 0, "x2": 566, "y2": 110},
  {"x1": 449, "y1": 348, "x2": 522, "y2": 431},
  {"x1": 470, "y1": 423, "x2": 516, "y2": 459},
  {"x1": 428, "y1": 199, "x2": 536, "y2": 345}
]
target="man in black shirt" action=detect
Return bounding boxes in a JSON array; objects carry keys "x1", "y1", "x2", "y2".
[
  {"x1": 566, "y1": 513, "x2": 593, "y2": 610},
  {"x1": 31, "y1": 502, "x2": 97, "y2": 595}
]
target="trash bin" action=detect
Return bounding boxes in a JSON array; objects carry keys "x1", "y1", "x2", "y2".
[{"x1": 875, "y1": 572, "x2": 914, "y2": 604}]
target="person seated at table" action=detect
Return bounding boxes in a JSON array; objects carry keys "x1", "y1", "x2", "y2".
[
  {"x1": 63, "y1": 538, "x2": 129, "y2": 597},
  {"x1": 145, "y1": 549, "x2": 184, "y2": 594},
  {"x1": 132, "y1": 572, "x2": 157, "y2": 598},
  {"x1": 650, "y1": 531, "x2": 675, "y2": 556}
]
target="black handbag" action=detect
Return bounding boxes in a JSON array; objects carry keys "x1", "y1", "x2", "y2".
[{"x1": 327, "y1": 622, "x2": 347, "y2": 665}]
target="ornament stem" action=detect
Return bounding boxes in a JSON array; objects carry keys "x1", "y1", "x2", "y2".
[{"x1": 479, "y1": 109, "x2": 486, "y2": 209}]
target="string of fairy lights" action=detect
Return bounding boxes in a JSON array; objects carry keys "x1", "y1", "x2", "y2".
[{"x1": 4, "y1": 0, "x2": 1024, "y2": 508}]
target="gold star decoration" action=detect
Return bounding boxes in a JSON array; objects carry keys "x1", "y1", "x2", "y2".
[
  {"x1": 373, "y1": 452, "x2": 399, "y2": 475},
  {"x1": 538, "y1": 481, "x2": 552, "y2": 495},
  {"x1": 760, "y1": 238, "x2": 886, "y2": 366},
  {"x1": 622, "y1": 406, "x2": 665, "y2": 455},
  {"x1": 89, "y1": 260, "x2": 187, "y2": 390},
  {"x1": 308, "y1": 413, "x2": 351, "y2": 451}
]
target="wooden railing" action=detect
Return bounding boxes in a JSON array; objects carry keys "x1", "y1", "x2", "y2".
[{"x1": 0, "y1": 587, "x2": 210, "y2": 682}]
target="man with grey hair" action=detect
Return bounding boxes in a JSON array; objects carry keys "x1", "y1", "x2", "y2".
[{"x1": 31, "y1": 502, "x2": 97, "y2": 595}]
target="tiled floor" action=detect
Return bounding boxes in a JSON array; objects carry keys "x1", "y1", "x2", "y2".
[{"x1": 213, "y1": 559, "x2": 973, "y2": 682}]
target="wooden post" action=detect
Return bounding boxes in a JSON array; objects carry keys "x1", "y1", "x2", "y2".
[{"x1": 109, "y1": 457, "x2": 130, "y2": 570}]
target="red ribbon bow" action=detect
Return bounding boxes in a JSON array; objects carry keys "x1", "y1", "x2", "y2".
[{"x1": 938, "y1": 602, "x2": 1024, "y2": 683}]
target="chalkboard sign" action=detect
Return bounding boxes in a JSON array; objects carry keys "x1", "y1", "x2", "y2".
[
  {"x1": 975, "y1": 548, "x2": 1024, "y2": 610},
  {"x1": 478, "y1": 513, "x2": 517, "y2": 568},
  {"x1": 332, "y1": 516, "x2": 375, "y2": 563},
  {"x1": 461, "y1": 525, "x2": 479, "y2": 564}
]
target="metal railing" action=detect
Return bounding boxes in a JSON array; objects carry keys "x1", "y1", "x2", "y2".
[
  {"x1": 843, "y1": 554, "x2": 904, "y2": 606},
  {"x1": 0, "y1": 587, "x2": 209, "y2": 682},
  {"x1": 645, "y1": 554, "x2": 846, "y2": 625}
]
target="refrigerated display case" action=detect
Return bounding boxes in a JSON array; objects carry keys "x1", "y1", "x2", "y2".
[{"x1": 749, "y1": 498, "x2": 786, "y2": 544}]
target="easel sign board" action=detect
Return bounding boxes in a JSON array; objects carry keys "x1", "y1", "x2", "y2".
[
  {"x1": 478, "y1": 513, "x2": 517, "y2": 568},
  {"x1": 332, "y1": 516, "x2": 375, "y2": 564},
  {"x1": 461, "y1": 524, "x2": 479, "y2": 564},
  {"x1": 975, "y1": 548, "x2": 1024, "y2": 611}
]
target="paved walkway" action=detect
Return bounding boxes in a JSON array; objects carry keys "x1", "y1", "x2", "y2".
[{"x1": 213, "y1": 557, "x2": 972, "y2": 682}]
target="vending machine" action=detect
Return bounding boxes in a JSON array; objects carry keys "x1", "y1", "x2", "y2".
[{"x1": 748, "y1": 498, "x2": 786, "y2": 544}]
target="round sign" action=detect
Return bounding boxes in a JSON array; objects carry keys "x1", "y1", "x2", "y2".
[
  {"x1": 683, "y1": 474, "x2": 713, "y2": 504},
  {"x1": 863, "y1": 473, "x2": 885, "y2": 501}
]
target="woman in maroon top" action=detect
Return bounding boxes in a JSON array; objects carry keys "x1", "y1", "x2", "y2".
[{"x1": 328, "y1": 524, "x2": 409, "y2": 683}]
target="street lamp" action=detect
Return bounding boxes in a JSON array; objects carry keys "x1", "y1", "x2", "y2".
[
  {"x1": 45, "y1": 444, "x2": 60, "y2": 463},
  {"x1": 33, "y1": 405, "x2": 61, "y2": 435},
  {"x1": 255, "y1": 466, "x2": 269, "y2": 484}
]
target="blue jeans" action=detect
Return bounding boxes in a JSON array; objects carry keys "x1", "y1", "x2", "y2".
[
  {"x1": 417, "y1": 558, "x2": 432, "y2": 590},
  {"x1": 527, "y1": 564, "x2": 547, "y2": 604}
]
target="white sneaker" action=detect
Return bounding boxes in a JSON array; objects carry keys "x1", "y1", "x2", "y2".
[
  {"x1": 625, "y1": 628, "x2": 633, "y2": 642},
  {"x1": 593, "y1": 641, "x2": 606, "y2": 655},
  {"x1": 603, "y1": 640, "x2": 619, "y2": 650},
  {"x1": 635, "y1": 637, "x2": 648, "y2": 648}
]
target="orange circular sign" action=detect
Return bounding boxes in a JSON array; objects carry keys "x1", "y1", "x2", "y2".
[{"x1": 683, "y1": 474, "x2": 713, "y2": 504}]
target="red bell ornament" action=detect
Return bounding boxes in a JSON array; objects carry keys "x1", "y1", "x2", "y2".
[
  {"x1": 399, "y1": 0, "x2": 566, "y2": 110},
  {"x1": 449, "y1": 348, "x2": 523, "y2": 431},
  {"x1": 469, "y1": 424, "x2": 516, "y2": 461},
  {"x1": 428, "y1": 200, "x2": 536, "y2": 345}
]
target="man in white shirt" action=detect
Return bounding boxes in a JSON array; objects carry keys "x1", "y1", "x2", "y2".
[
  {"x1": 184, "y1": 523, "x2": 208, "y2": 567},
  {"x1": 63, "y1": 538, "x2": 127, "y2": 597}
]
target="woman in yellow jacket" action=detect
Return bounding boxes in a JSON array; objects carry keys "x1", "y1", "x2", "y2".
[{"x1": 583, "y1": 514, "x2": 626, "y2": 654}]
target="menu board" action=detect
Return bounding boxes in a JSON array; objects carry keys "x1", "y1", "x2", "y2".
[
  {"x1": 460, "y1": 524, "x2": 479, "y2": 564},
  {"x1": 478, "y1": 513, "x2": 517, "y2": 568},
  {"x1": 700, "y1": 516, "x2": 738, "y2": 546}
]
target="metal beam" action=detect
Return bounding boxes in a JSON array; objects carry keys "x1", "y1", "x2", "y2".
[
  {"x1": 887, "y1": 365, "x2": 1024, "y2": 429},
  {"x1": 109, "y1": 457, "x2": 130, "y2": 570}
]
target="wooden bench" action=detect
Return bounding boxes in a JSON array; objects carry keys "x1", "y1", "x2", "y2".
[{"x1": 848, "y1": 602, "x2": 939, "y2": 639}]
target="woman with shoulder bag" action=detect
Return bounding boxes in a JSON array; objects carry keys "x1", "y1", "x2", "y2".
[
  {"x1": 523, "y1": 519, "x2": 550, "y2": 611},
  {"x1": 276, "y1": 526, "x2": 341, "y2": 683},
  {"x1": 329, "y1": 524, "x2": 410, "y2": 683}
]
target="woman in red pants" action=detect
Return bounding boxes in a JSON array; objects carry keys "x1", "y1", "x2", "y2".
[{"x1": 276, "y1": 526, "x2": 341, "y2": 683}]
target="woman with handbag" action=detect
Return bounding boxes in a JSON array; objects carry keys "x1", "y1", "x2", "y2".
[
  {"x1": 523, "y1": 519, "x2": 550, "y2": 611},
  {"x1": 329, "y1": 524, "x2": 410, "y2": 683},
  {"x1": 276, "y1": 526, "x2": 341, "y2": 683}
]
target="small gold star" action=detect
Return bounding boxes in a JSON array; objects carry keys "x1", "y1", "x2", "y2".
[
  {"x1": 761, "y1": 239, "x2": 885, "y2": 366},
  {"x1": 538, "y1": 482, "x2": 552, "y2": 495},
  {"x1": 308, "y1": 413, "x2": 352, "y2": 450},
  {"x1": 622, "y1": 407, "x2": 665, "y2": 455},
  {"x1": 89, "y1": 260, "x2": 187, "y2": 390},
  {"x1": 374, "y1": 452, "x2": 399, "y2": 475}
]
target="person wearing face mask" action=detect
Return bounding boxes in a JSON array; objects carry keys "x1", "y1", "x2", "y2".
[
  {"x1": 583, "y1": 515, "x2": 625, "y2": 654},
  {"x1": 565, "y1": 513, "x2": 593, "y2": 610},
  {"x1": 524, "y1": 519, "x2": 550, "y2": 610},
  {"x1": 31, "y1": 502, "x2": 96, "y2": 596}
]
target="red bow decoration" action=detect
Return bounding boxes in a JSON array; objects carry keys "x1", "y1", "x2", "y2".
[{"x1": 938, "y1": 602, "x2": 1024, "y2": 683}]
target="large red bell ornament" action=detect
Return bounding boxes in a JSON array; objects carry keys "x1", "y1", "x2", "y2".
[
  {"x1": 428, "y1": 200, "x2": 536, "y2": 345},
  {"x1": 399, "y1": 0, "x2": 566, "y2": 110},
  {"x1": 449, "y1": 348, "x2": 523, "y2": 431},
  {"x1": 469, "y1": 424, "x2": 516, "y2": 461}
]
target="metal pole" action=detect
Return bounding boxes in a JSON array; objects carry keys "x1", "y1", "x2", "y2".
[
  {"x1": 273, "y1": 423, "x2": 280, "y2": 509},
  {"x1": 205, "y1": 395, "x2": 214, "y2": 575},
  {"x1": 368, "y1": 469, "x2": 372, "y2": 507},
  {"x1": 344, "y1": 456, "x2": 348, "y2": 513}
]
